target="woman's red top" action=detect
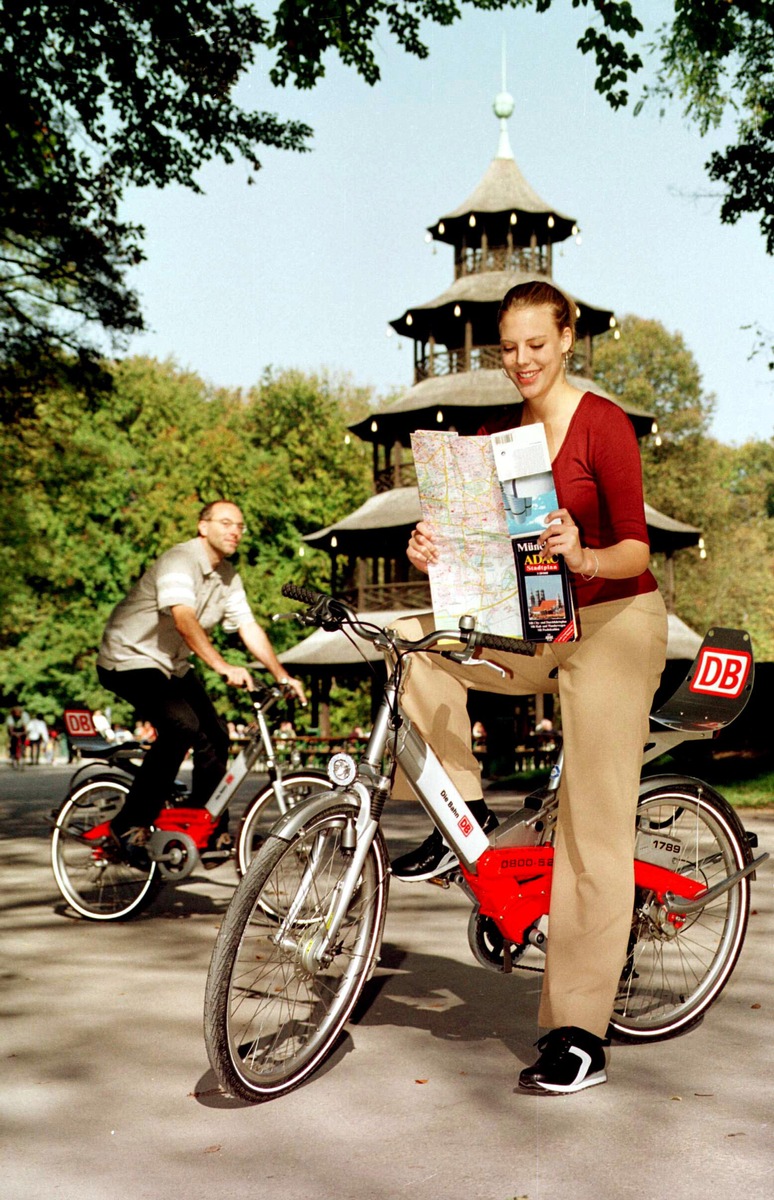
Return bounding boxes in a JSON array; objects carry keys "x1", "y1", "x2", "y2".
[{"x1": 479, "y1": 391, "x2": 658, "y2": 609}]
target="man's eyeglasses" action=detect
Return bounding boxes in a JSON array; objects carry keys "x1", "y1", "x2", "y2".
[{"x1": 208, "y1": 519, "x2": 247, "y2": 533}]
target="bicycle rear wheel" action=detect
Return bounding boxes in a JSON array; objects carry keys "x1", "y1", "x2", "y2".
[
  {"x1": 205, "y1": 801, "x2": 389, "y2": 1101},
  {"x1": 610, "y1": 784, "x2": 751, "y2": 1042},
  {"x1": 51, "y1": 776, "x2": 162, "y2": 920},
  {"x1": 235, "y1": 771, "x2": 333, "y2": 876}
]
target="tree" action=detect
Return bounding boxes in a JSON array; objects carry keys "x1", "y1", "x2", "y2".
[
  {"x1": 0, "y1": 359, "x2": 371, "y2": 718},
  {"x1": 593, "y1": 316, "x2": 774, "y2": 658},
  {"x1": 593, "y1": 315, "x2": 715, "y2": 521},
  {"x1": 515, "y1": 1, "x2": 774, "y2": 254},
  {"x1": 1, "y1": 0, "x2": 654, "y2": 415},
  {"x1": 0, "y1": 1, "x2": 313, "y2": 418}
]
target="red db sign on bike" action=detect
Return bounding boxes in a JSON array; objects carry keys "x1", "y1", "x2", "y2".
[
  {"x1": 690, "y1": 648, "x2": 751, "y2": 699},
  {"x1": 64, "y1": 709, "x2": 98, "y2": 737}
]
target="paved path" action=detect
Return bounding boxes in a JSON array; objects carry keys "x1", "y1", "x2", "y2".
[{"x1": 1, "y1": 765, "x2": 772, "y2": 1200}]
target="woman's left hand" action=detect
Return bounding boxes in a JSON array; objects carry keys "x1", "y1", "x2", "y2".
[{"x1": 538, "y1": 509, "x2": 584, "y2": 573}]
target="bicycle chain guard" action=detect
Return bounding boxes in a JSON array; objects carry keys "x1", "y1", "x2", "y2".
[{"x1": 148, "y1": 829, "x2": 199, "y2": 880}]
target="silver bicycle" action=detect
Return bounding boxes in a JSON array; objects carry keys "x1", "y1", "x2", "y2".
[
  {"x1": 51, "y1": 680, "x2": 332, "y2": 920},
  {"x1": 204, "y1": 585, "x2": 766, "y2": 1101}
]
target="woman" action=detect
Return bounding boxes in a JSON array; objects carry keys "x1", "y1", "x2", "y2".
[{"x1": 390, "y1": 280, "x2": 668, "y2": 1094}]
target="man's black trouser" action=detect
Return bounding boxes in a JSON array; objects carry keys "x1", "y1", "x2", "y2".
[{"x1": 97, "y1": 666, "x2": 229, "y2": 836}]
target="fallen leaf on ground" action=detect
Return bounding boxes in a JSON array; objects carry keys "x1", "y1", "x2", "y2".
[
  {"x1": 204, "y1": 1145, "x2": 221, "y2": 1154},
  {"x1": 415, "y1": 1079, "x2": 428, "y2": 1085}
]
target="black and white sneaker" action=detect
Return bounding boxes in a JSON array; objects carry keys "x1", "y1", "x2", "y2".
[
  {"x1": 518, "y1": 1026, "x2": 607, "y2": 1095},
  {"x1": 390, "y1": 828, "x2": 460, "y2": 881},
  {"x1": 390, "y1": 803, "x2": 498, "y2": 882}
]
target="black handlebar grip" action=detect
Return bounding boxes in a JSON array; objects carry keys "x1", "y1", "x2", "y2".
[
  {"x1": 281, "y1": 583, "x2": 327, "y2": 606},
  {"x1": 474, "y1": 631, "x2": 537, "y2": 657}
]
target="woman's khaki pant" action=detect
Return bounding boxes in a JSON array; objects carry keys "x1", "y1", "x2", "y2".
[{"x1": 391, "y1": 590, "x2": 668, "y2": 1038}]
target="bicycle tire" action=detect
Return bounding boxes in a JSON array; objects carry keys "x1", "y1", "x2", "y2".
[
  {"x1": 51, "y1": 776, "x2": 163, "y2": 921},
  {"x1": 235, "y1": 771, "x2": 333, "y2": 877},
  {"x1": 609, "y1": 784, "x2": 751, "y2": 1042},
  {"x1": 205, "y1": 800, "x2": 390, "y2": 1102}
]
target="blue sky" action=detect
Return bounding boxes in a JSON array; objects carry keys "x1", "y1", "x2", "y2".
[{"x1": 121, "y1": 2, "x2": 773, "y2": 445}]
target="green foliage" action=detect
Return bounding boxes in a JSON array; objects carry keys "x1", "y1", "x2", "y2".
[
  {"x1": 0, "y1": 0, "x2": 670, "y2": 413},
  {"x1": 594, "y1": 316, "x2": 716, "y2": 528},
  {"x1": 646, "y1": 1, "x2": 774, "y2": 253},
  {"x1": 326, "y1": 680, "x2": 373, "y2": 736},
  {"x1": 593, "y1": 316, "x2": 774, "y2": 659},
  {"x1": 517, "y1": 2, "x2": 774, "y2": 256},
  {"x1": 0, "y1": 2, "x2": 313, "y2": 413},
  {"x1": 0, "y1": 359, "x2": 371, "y2": 719}
]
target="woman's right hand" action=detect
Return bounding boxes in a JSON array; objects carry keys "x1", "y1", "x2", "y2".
[{"x1": 407, "y1": 521, "x2": 439, "y2": 575}]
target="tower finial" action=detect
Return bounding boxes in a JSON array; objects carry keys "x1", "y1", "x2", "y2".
[{"x1": 493, "y1": 34, "x2": 514, "y2": 159}]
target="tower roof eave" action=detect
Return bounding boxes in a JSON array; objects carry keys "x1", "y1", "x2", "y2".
[
  {"x1": 348, "y1": 370, "x2": 654, "y2": 443},
  {"x1": 390, "y1": 270, "x2": 615, "y2": 340},
  {"x1": 303, "y1": 489, "x2": 698, "y2": 561},
  {"x1": 643, "y1": 503, "x2": 702, "y2": 552},
  {"x1": 429, "y1": 157, "x2": 576, "y2": 245},
  {"x1": 304, "y1": 488, "x2": 422, "y2": 551}
]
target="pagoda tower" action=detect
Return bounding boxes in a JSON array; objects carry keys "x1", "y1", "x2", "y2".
[
  {"x1": 304, "y1": 89, "x2": 695, "y2": 612},
  {"x1": 284, "y1": 90, "x2": 701, "y2": 737}
]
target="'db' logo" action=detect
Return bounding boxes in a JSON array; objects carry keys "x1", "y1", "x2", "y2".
[
  {"x1": 64, "y1": 709, "x2": 98, "y2": 736},
  {"x1": 690, "y1": 649, "x2": 751, "y2": 699},
  {"x1": 458, "y1": 816, "x2": 473, "y2": 837}
]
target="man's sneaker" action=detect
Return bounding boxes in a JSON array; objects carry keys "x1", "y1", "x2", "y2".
[
  {"x1": 518, "y1": 1026, "x2": 607, "y2": 1095},
  {"x1": 102, "y1": 824, "x2": 152, "y2": 868},
  {"x1": 390, "y1": 804, "x2": 498, "y2": 882}
]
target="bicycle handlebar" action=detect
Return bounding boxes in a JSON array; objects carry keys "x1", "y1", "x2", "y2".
[
  {"x1": 468, "y1": 630, "x2": 536, "y2": 657},
  {"x1": 281, "y1": 583, "x2": 327, "y2": 607},
  {"x1": 279, "y1": 583, "x2": 536, "y2": 658}
]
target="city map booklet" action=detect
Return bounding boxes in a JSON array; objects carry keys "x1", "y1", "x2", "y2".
[{"x1": 411, "y1": 424, "x2": 578, "y2": 643}]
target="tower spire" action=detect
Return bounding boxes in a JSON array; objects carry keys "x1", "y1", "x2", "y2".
[{"x1": 494, "y1": 35, "x2": 514, "y2": 160}]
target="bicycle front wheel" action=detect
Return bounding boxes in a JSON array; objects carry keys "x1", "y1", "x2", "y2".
[
  {"x1": 610, "y1": 784, "x2": 751, "y2": 1042},
  {"x1": 235, "y1": 771, "x2": 333, "y2": 876},
  {"x1": 51, "y1": 776, "x2": 162, "y2": 921},
  {"x1": 205, "y1": 801, "x2": 389, "y2": 1102}
]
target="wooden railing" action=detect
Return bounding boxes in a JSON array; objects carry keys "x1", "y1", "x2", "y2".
[
  {"x1": 415, "y1": 344, "x2": 500, "y2": 382},
  {"x1": 455, "y1": 244, "x2": 552, "y2": 279},
  {"x1": 338, "y1": 580, "x2": 432, "y2": 612},
  {"x1": 230, "y1": 735, "x2": 370, "y2": 772},
  {"x1": 415, "y1": 343, "x2": 591, "y2": 384}
]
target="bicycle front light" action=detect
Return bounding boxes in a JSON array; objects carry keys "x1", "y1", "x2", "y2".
[{"x1": 328, "y1": 753, "x2": 357, "y2": 786}]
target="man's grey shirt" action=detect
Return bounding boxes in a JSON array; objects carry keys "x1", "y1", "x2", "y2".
[{"x1": 98, "y1": 538, "x2": 254, "y2": 678}]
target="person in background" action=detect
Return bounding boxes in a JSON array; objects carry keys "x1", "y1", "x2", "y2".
[
  {"x1": 97, "y1": 499, "x2": 305, "y2": 851},
  {"x1": 25, "y1": 714, "x2": 49, "y2": 765},
  {"x1": 92, "y1": 710, "x2": 115, "y2": 742},
  {"x1": 6, "y1": 705, "x2": 29, "y2": 766}
]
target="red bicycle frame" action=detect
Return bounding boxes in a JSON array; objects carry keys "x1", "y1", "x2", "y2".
[{"x1": 461, "y1": 844, "x2": 706, "y2": 946}]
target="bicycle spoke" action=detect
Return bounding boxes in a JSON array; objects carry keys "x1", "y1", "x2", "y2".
[
  {"x1": 205, "y1": 804, "x2": 389, "y2": 1100},
  {"x1": 611, "y1": 789, "x2": 750, "y2": 1040}
]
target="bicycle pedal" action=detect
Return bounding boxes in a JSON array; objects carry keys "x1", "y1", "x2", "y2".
[
  {"x1": 426, "y1": 872, "x2": 453, "y2": 889},
  {"x1": 201, "y1": 849, "x2": 234, "y2": 870}
]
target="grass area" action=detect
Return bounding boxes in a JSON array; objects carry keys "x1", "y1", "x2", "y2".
[
  {"x1": 716, "y1": 770, "x2": 774, "y2": 810},
  {"x1": 486, "y1": 759, "x2": 774, "y2": 810}
]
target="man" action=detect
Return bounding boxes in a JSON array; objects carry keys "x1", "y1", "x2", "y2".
[
  {"x1": 25, "y1": 713, "x2": 49, "y2": 765},
  {"x1": 97, "y1": 499, "x2": 305, "y2": 846},
  {"x1": 6, "y1": 705, "x2": 29, "y2": 766}
]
